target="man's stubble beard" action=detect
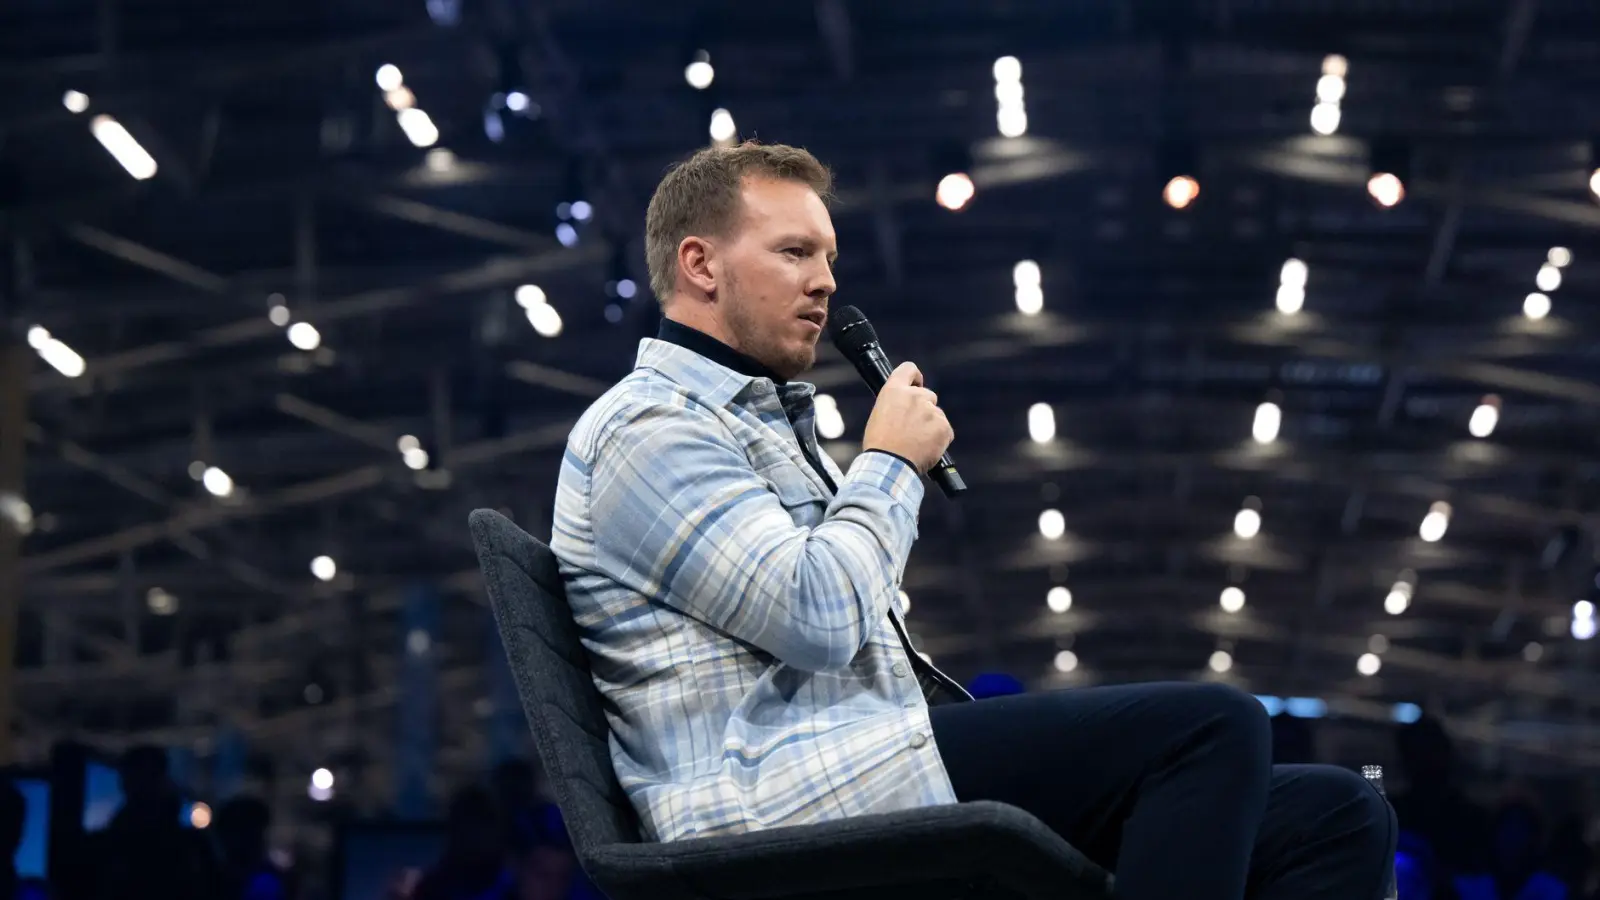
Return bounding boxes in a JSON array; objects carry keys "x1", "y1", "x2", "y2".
[{"x1": 722, "y1": 270, "x2": 816, "y2": 380}]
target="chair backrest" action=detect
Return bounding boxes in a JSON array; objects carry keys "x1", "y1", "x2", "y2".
[{"x1": 468, "y1": 508, "x2": 643, "y2": 853}]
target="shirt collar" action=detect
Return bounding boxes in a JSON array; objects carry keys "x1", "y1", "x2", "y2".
[
  {"x1": 655, "y1": 318, "x2": 788, "y2": 384},
  {"x1": 635, "y1": 320, "x2": 816, "y2": 411}
]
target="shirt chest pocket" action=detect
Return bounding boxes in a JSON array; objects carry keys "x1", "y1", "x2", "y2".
[{"x1": 759, "y1": 462, "x2": 828, "y2": 524}]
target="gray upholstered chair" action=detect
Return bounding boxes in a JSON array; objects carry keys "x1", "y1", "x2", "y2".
[{"x1": 468, "y1": 508, "x2": 1113, "y2": 900}]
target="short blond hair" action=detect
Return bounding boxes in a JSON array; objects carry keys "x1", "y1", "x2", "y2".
[{"x1": 644, "y1": 141, "x2": 834, "y2": 304}]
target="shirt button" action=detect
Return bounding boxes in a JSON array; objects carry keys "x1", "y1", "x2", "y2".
[
  {"x1": 909, "y1": 733, "x2": 928, "y2": 749},
  {"x1": 891, "y1": 662, "x2": 909, "y2": 678}
]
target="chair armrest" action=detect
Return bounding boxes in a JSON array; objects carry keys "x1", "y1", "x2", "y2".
[{"x1": 594, "y1": 801, "x2": 1111, "y2": 900}]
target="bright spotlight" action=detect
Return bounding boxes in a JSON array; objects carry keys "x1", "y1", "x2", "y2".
[
  {"x1": 1208, "y1": 650, "x2": 1233, "y2": 673},
  {"x1": 526, "y1": 302, "x2": 563, "y2": 337},
  {"x1": 286, "y1": 322, "x2": 321, "y2": 351},
  {"x1": 1357, "y1": 652, "x2": 1382, "y2": 676},
  {"x1": 311, "y1": 555, "x2": 338, "y2": 581},
  {"x1": 90, "y1": 115, "x2": 158, "y2": 180},
  {"x1": 1053, "y1": 649, "x2": 1078, "y2": 673},
  {"x1": 1536, "y1": 263, "x2": 1562, "y2": 292},
  {"x1": 992, "y1": 56, "x2": 1022, "y2": 82},
  {"x1": 1574, "y1": 617, "x2": 1597, "y2": 640},
  {"x1": 1367, "y1": 172, "x2": 1404, "y2": 208},
  {"x1": 201, "y1": 466, "x2": 234, "y2": 498},
  {"x1": 1038, "y1": 509, "x2": 1065, "y2": 540},
  {"x1": 375, "y1": 64, "x2": 404, "y2": 91},
  {"x1": 1252, "y1": 402, "x2": 1282, "y2": 444},
  {"x1": 1279, "y1": 258, "x2": 1309, "y2": 288},
  {"x1": 685, "y1": 60, "x2": 715, "y2": 90},
  {"x1": 1419, "y1": 501, "x2": 1451, "y2": 543},
  {"x1": 1321, "y1": 54, "x2": 1349, "y2": 78},
  {"x1": 1522, "y1": 292, "x2": 1551, "y2": 320},
  {"x1": 1275, "y1": 284, "x2": 1306, "y2": 315},
  {"x1": 1548, "y1": 247, "x2": 1572, "y2": 268},
  {"x1": 1219, "y1": 587, "x2": 1246, "y2": 613},
  {"x1": 1162, "y1": 175, "x2": 1199, "y2": 210},
  {"x1": 1027, "y1": 403, "x2": 1056, "y2": 443},
  {"x1": 1315, "y1": 74, "x2": 1347, "y2": 104},
  {"x1": 1468, "y1": 396, "x2": 1499, "y2": 438},
  {"x1": 1233, "y1": 508, "x2": 1261, "y2": 540},
  {"x1": 515, "y1": 284, "x2": 547, "y2": 308},
  {"x1": 1590, "y1": 168, "x2": 1600, "y2": 200},
  {"x1": 1309, "y1": 102, "x2": 1342, "y2": 136},
  {"x1": 396, "y1": 108, "x2": 440, "y2": 148},
  {"x1": 1046, "y1": 586, "x2": 1072, "y2": 613},
  {"x1": 1574, "y1": 600, "x2": 1594, "y2": 620},
  {"x1": 936, "y1": 173, "x2": 975, "y2": 211},
  {"x1": 62, "y1": 90, "x2": 90, "y2": 114},
  {"x1": 709, "y1": 108, "x2": 737, "y2": 144}
]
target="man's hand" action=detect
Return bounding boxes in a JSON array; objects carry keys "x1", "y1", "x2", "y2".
[{"x1": 860, "y1": 362, "x2": 954, "y2": 473}]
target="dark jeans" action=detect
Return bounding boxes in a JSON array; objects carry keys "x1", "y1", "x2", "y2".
[{"x1": 929, "y1": 682, "x2": 1396, "y2": 900}]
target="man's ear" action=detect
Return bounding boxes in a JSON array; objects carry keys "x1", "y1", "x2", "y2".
[{"x1": 678, "y1": 236, "x2": 717, "y2": 297}]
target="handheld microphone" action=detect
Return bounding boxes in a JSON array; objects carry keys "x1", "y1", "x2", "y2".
[{"x1": 827, "y1": 305, "x2": 966, "y2": 498}]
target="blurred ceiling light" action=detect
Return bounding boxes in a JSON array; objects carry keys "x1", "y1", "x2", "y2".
[
  {"x1": 201, "y1": 466, "x2": 234, "y2": 498},
  {"x1": 62, "y1": 90, "x2": 89, "y2": 113},
  {"x1": 402, "y1": 447, "x2": 430, "y2": 470},
  {"x1": 526, "y1": 302, "x2": 563, "y2": 337},
  {"x1": 1356, "y1": 652, "x2": 1382, "y2": 676},
  {"x1": 1309, "y1": 102, "x2": 1342, "y2": 136},
  {"x1": 1573, "y1": 599, "x2": 1594, "y2": 620},
  {"x1": 90, "y1": 115, "x2": 158, "y2": 180},
  {"x1": 993, "y1": 55, "x2": 1027, "y2": 137},
  {"x1": 1046, "y1": 586, "x2": 1072, "y2": 613},
  {"x1": 815, "y1": 393, "x2": 845, "y2": 439},
  {"x1": 1220, "y1": 587, "x2": 1246, "y2": 613},
  {"x1": 1162, "y1": 175, "x2": 1199, "y2": 210},
  {"x1": 1276, "y1": 257, "x2": 1308, "y2": 314},
  {"x1": 1252, "y1": 401, "x2": 1282, "y2": 444},
  {"x1": 1038, "y1": 508, "x2": 1065, "y2": 540},
  {"x1": 1548, "y1": 247, "x2": 1572, "y2": 268},
  {"x1": 936, "y1": 172, "x2": 975, "y2": 211},
  {"x1": 1053, "y1": 649, "x2": 1078, "y2": 673},
  {"x1": 1590, "y1": 168, "x2": 1600, "y2": 201},
  {"x1": 268, "y1": 304, "x2": 291, "y2": 327},
  {"x1": 286, "y1": 322, "x2": 321, "y2": 351},
  {"x1": 685, "y1": 51, "x2": 714, "y2": 90},
  {"x1": 1368, "y1": 634, "x2": 1390, "y2": 654},
  {"x1": 1419, "y1": 501, "x2": 1452, "y2": 543},
  {"x1": 310, "y1": 555, "x2": 338, "y2": 581},
  {"x1": 1468, "y1": 395, "x2": 1500, "y2": 438},
  {"x1": 1385, "y1": 576, "x2": 1413, "y2": 615},
  {"x1": 375, "y1": 64, "x2": 404, "y2": 91},
  {"x1": 1013, "y1": 259, "x2": 1043, "y2": 314},
  {"x1": 1233, "y1": 504, "x2": 1261, "y2": 540},
  {"x1": 709, "y1": 108, "x2": 737, "y2": 145},
  {"x1": 1321, "y1": 54, "x2": 1349, "y2": 78},
  {"x1": 396, "y1": 108, "x2": 439, "y2": 147},
  {"x1": 1208, "y1": 650, "x2": 1234, "y2": 673},
  {"x1": 1523, "y1": 292, "x2": 1551, "y2": 320},
  {"x1": 1535, "y1": 263, "x2": 1562, "y2": 292},
  {"x1": 1574, "y1": 617, "x2": 1597, "y2": 640},
  {"x1": 146, "y1": 587, "x2": 177, "y2": 616},
  {"x1": 1315, "y1": 74, "x2": 1347, "y2": 104},
  {"x1": 1027, "y1": 403, "x2": 1056, "y2": 443},
  {"x1": 1366, "y1": 172, "x2": 1404, "y2": 208},
  {"x1": 385, "y1": 87, "x2": 416, "y2": 111},
  {"x1": 515, "y1": 284, "x2": 548, "y2": 308},
  {"x1": 25, "y1": 325, "x2": 87, "y2": 378},
  {"x1": 424, "y1": 147, "x2": 455, "y2": 172}
]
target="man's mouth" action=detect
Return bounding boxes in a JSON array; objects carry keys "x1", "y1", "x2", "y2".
[{"x1": 798, "y1": 310, "x2": 827, "y2": 328}]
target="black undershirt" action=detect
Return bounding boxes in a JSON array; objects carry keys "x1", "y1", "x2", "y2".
[{"x1": 655, "y1": 319, "x2": 917, "y2": 489}]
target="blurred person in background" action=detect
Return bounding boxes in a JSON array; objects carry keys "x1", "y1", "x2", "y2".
[
  {"x1": 89, "y1": 746, "x2": 222, "y2": 900},
  {"x1": 1392, "y1": 716, "x2": 1492, "y2": 884},
  {"x1": 412, "y1": 786, "x2": 513, "y2": 900},
  {"x1": 1453, "y1": 798, "x2": 1567, "y2": 900},
  {"x1": 210, "y1": 797, "x2": 286, "y2": 900},
  {"x1": 1, "y1": 781, "x2": 26, "y2": 900}
]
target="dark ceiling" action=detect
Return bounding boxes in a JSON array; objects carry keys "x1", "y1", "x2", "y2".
[{"x1": 4, "y1": 0, "x2": 1600, "y2": 811}]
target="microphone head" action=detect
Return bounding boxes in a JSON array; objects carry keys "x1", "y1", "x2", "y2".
[{"x1": 827, "y1": 305, "x2": 879, "y2": 357}]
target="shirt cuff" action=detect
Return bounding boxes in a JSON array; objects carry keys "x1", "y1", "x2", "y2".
[{"x1": 849, "y1": 450, "x2": 925, "y2": 509}]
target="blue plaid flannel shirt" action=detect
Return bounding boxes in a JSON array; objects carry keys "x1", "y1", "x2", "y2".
[{"x1": 550, "y1": 336, "x2": 959, "y2": 842}]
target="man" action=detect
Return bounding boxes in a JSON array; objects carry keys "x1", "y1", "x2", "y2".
[{"x1": 551, "y1": 141, "x2": 1395, "y2": 900}]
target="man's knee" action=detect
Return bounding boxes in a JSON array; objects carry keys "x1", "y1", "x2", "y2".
[
  {"x1": 1151, "y1": 682, "x2": 1272, "y2": 762},
  {"x1": 1300, "y1": 766, "x2": 1397, "y2": 866}
]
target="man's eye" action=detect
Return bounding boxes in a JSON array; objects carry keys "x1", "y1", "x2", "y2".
[{"x1": 784, "y1": 247, "x2": 806, "y2": 257}]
